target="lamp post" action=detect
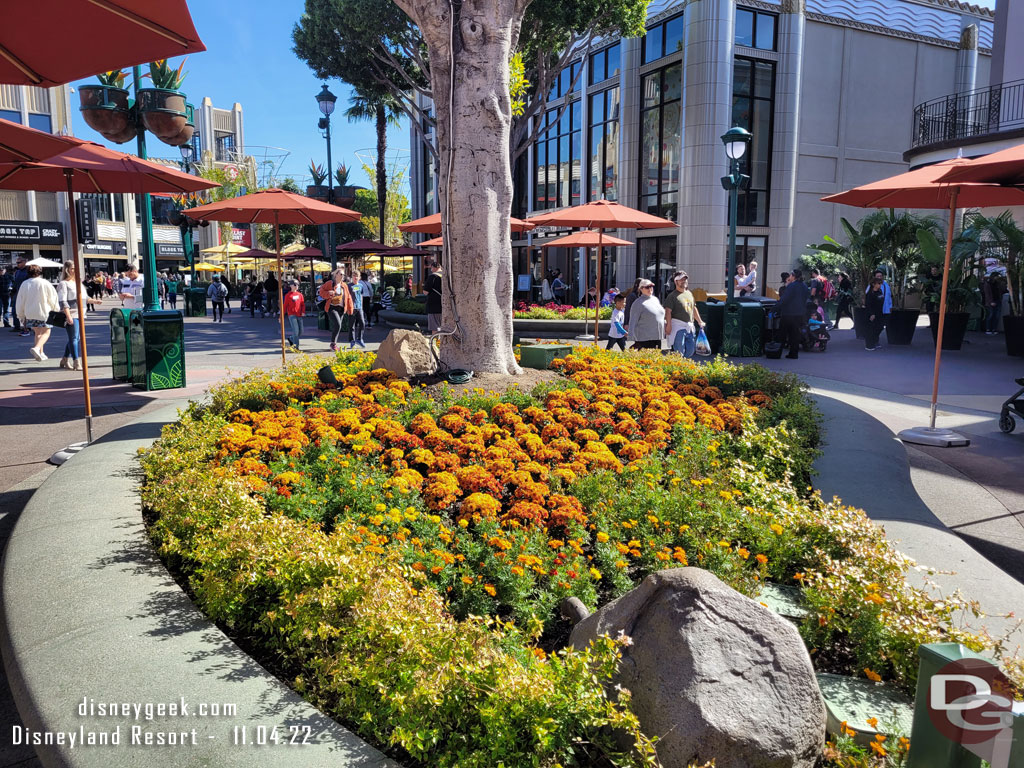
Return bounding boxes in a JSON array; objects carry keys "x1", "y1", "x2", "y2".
[
  {"x1": 316, "y1": 84, "x2": 337, "y2": 268},
  {"x1": 177, "y1": 143, "x2": 198, "y2": 287},
  {"x1": 720, "y1": 126, "x2": 752, "y2": 304}
]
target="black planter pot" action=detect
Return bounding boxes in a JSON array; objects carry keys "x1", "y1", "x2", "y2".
[
  {"x1": 928, "y1": 312, "x2": 970, "y2": 350},
  {"x1": 1004, "y1": 315, "x2": 1024, "y2": 357},
  {"x1": 885, "y1": 309, "x2": 920, "y2": 345},
  {"x1": 853, "y1": 306, "x2": 869, "y2": 340}
]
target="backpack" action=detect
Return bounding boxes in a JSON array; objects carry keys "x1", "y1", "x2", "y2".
[
  {"x1": 820, "y1": 278, "x2": 836, "y2": 301},
  {"x1": 216, "y1": 282, "x2": 228, "y2": 301}
]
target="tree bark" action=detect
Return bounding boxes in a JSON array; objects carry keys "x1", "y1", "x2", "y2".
[
  {"x1": 394, "y1": 0, "x2": 526, "y2": 374},
  {"x1": 376, "y1": 104, "x2": 388, "y2": 246}
]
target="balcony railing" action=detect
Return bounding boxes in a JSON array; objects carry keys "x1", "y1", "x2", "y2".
[{"x1": 911, "y1": 79, "x2": 1024, "y2": 150}]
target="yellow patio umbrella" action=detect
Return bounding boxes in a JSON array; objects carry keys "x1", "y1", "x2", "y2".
[
  {"x1": 193, "y1": 262, "x2": 225, "y2": 272},
  {"x1": 298, "y1": 260, "x2": 332, "y2": 272},
  {"x1": 280, "y1": 242, "x2": 306, "y2": 255},
  {"x1": 200, "y1": 242, "x2": 249, "y2": 257}
]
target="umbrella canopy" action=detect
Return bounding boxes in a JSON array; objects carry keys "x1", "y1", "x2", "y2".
[
  {"x1": 0, "y1": 0, "x2": 205, "y2": 88},
  {"x1": 418, "y1": 236, "x2": 444, "y2": 247},
  {"x1": 540, "y1": 230, "x2": 633, "y2": 248},
  {"x1": 297, "y1": 260, "x2": 333, "y2": 273},
  {"x1": 0, "y1": 117, "x2": 83, "y2": 163},
  {"x1": 280, "y1": 242, "x2": 308, "y2": 255},
  {"x1": 285, "y1": 247, "x2": 324, "y2": 258},
  {"x1": 399, "y1": 212, "x2": 536, "y2": 234},
  {"x1": 201, "y1": 242, "x2": 250, "y2": 256},
  {"x1": 229, "y1": 249, "x2": 275, "y2": 260},
  {"x1": 822, "y1": 156, "x2": 1024, "y2": 445},
  {"x1": 936, "y1": 143, "x2": 1024, "y2": 186},
  {"x1": 0, "y1": 141, "x2": 218, "y2": 194},
  {"x1": 336, "y1": 238, "x2": 396, "y2": 254},
  {"x1": 192, "y1": 262, "x2": 224, "y2": 272},
  {"x1": 26, "y1": 256, "x2": 63, "y2": 268},
  {"x1": 381, "y1": 246, "x2": 430, "y2": 257}
]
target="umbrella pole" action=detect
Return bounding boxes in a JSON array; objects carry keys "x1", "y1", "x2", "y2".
[
  {"x1": 929, "y1": 191, "x2": 959, "y2": 429},
  {"x1": 593, "y1": 231, "x2": 603, "y2": 344},
  {"x1": 275, "y1": 214, "x2": 286, "y2": 367},
  {"x1": 66, "y1": 170, "x2": 93, "y2": 444}
]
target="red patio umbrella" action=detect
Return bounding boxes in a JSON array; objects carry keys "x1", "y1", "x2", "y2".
[
  {"x1": 540, "y1": 230, "x2": 633, "y2": 248},
  {"x1": 0, "y1": 0, "x2": 205, "y2": 88},
  {"x1": 0, "y1": 141, "x2": 217, "y2": 443},
  {"x1": 528, "y1": 200, "x2": 675, "y2": 342},
  {"x1": 185, "y1": 189, "x2": 361, "y2": 366},
  {"x1": 418, "y1": 236, "x2": 444, "y2": 248},
  {"x1": 822, "y1": 157, "x2": 1024, "y2": 446},
  {"x1": 399, "y1": 212, "x2": 536, "y2": 234},
  {"x1": 336, "y1": 238, "x2": 397, "y2": 275},
  {"x1": 936, "y1": 143, "x2": 1024, "y2": 186},
  {"x1": 0, "y1": 117, "x2": 83, "y2": 163}
]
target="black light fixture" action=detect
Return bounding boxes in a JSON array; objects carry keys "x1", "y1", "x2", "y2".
[
  {"x1": 316, "y1": 84, "x2": 337, "y2": 117},
  {"x1": 316, "y1": 83, "x2": 338, "y2": 267},
  {"x1": 179, "y1": 142, "x2": 193, "y2": 165}
]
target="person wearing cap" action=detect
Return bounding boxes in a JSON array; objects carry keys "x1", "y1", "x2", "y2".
[
  {"x1": 283, "y1": 280, "x2": 306, "y2": 351},
  {"x1": 626, "y1": 278, "x2": 665, "y2": 350},
  {"x1": 663, "y1": 271, "x2": 703, "y2": 358},
  {"x1": 206, "y1": 274, "x2": 228, "y2": 322}
]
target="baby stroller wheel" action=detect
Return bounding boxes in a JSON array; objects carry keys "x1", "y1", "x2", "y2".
[{"x1": 999, "y1": 410, "x2": 1016, "y2": 434}]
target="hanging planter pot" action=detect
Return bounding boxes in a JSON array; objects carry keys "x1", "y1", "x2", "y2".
[
  {"x1": 137, "y1": 88, "x2": 188, "y2": 141},
  {"x1": 163, "y1": 123, "x2": 194, "y2": 147},
  {"x1": 306, "y1": 184, "x2": 329, "y2": 200},
  {"x1": 78, "y1": 85, "x2": 132, "y2": 140}
]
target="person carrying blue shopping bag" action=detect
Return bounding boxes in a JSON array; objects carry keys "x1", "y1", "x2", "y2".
[
  {"x1": 605, "y1": 293, "x2": 628, "y2": 350},
  {"x1": 663, "y1": 271, "x2": 703, "y2": 358}
]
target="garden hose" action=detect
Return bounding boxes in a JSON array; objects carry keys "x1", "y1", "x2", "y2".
[{"x1": 446, "y1": 369, "x2": 473, "y2": 385}]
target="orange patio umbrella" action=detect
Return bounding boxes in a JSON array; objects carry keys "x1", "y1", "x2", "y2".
[
  {"x1": 399, "y1": 211, "x2": 536, "y2": 234},
  {"x1": 0, "y1": 140, "x2": 217, "y2": 443},
  {"x1": 937, "y1": 143, "x2": 1024, "y2": 186},
  {"x1": 540, "y1": 230, "x2": 633, "y2": 249},
  {"x1": 185, "y1": 189, "x2": 361, "y2": 366},
  {"x1": 0, "y1": 0, "x2": 205, "y2": 88},
  {"x1": 822, "y1": 157, "x2": 1024, "y2": 447},
  {"x1": 528, "y1": 200, "x2": 675, "y2": 342},
  {"x1": 419, "y1": 236, "x2": 444, "y2": 247},
  {"x1": 0, "y1": 117, "x2": 82, "y2": 163}
]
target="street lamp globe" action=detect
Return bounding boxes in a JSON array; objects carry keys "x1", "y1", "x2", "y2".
[
  {"x1": 316, "y1": 84, "x2": 337, "y2": 117},
  {"x1": 721, "y1": 126, "x2": 752, "y2": 161},
  {"x1": 179, "y1": 143, "x2": 194, "y2": 163}
]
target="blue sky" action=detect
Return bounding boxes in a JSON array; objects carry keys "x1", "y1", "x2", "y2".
[{"x1": 71, "y1": 0, "x2": 410, "y2": 191}]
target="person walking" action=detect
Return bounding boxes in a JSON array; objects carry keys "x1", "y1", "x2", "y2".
[
  {"x1": 15, "y1": 264, "x2": 59, "y2": 361},
  {"x1": 551, "y1": 269, "x2": 568, "y2": 304},
  {"x1": 118, "y1": 264, "x2": 144, "y2": 310},
  {"x1": 864, "y1": 277, "x2": 885, "y2": 351},
  {"x1": 982, "y1": 273, "x2": 1004, "y2": 335},
  {"x1": 220, "y1": 274, "x2": 233, "y2": 314},
  {"x1": 319, "y1": 268, "x2": 353, "y2": 352},
  {"x1": 776, "y1": 269, "x2": 809, "y2": 359},
  {"x1": 359, "y1": 271, "x2": 374, "y2": 327},
  {"x1": 663, "y1": 271, "x2": 704, "y2": 358},
  {"x1": 605, "y1": 293, "x2": 627, "y2": 351},
  {"x1": 10, "y1": 255, "x2": 29, "y2": 334},
  {"x1": 627, "y1": 279, "x2": 665, "y2": 350},
  {"x1": 166, "y1": 273, "x2": 179, "y2": 310},
  {"x1": 0, "y1": 266, "x2": 12, "y2": 327},
  {"x1": 425, "y1": 259, "x2": 443, "y2": 333},
  {"x1": 283, "y1": 279, "x2": 305, "y2": 351},
  {"x1": 347, "y1": 272, "x2": 367, "y2": 348},
  {"x1": 623, "y1": 278, "x2": 643, "y2": 324},
  {"x1": 56, "y1": 260, "x2": 82, "y2": 370},
  {"x1": 207, "y1": 275, "x2": 228, "y2": 322},
  {"x1": 264, "y1": 272, "x2": 279, "y2": 317},
  {"x1": 834, "y1": 272, "x2": 854, "y2": 326},
  {"x1": 157, "y1": 272, "x2": 168, "y2": 309}
]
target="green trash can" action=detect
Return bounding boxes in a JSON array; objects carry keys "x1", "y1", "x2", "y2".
[
  {"x1": 696, "y1": 300, "x2": 724, "y2": 356},
  {"x1": 318, "y1": 311, "x2": 329, "y2": 331},
  {"x1": 185, "y1": 287, "x2": 207, "y2": 317},
  {"x1": 109, "y1": 308, "x2": 133, "y2": 382},
  {"x1": 128, "y1": 310, "x2": 186, "y2": 391},
  {"x1": 722, "y1": 300, "x2": 765, "y2": 357}
]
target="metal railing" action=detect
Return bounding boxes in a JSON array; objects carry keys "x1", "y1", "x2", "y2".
[{"x1": 911, "y1": 79, "x2": 1024, "y2": 149}]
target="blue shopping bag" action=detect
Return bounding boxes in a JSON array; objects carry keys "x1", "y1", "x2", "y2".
[{"x1": 695, "y1": 327, "x2": 712, "y2": 356}]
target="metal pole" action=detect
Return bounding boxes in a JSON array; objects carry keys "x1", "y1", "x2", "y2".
[
  {"x1": 326, "y1": 115, "x2": 336, "y2": 270},
  {"x1": 275, "y1": 212, "x2": 287, "y2": 366},
  {"x1": 726, "y1": 160, "x2": 739, "y2": 304},
  {"x1": 593, "y1": 230, "x2": 603, "y2": 344},
  {"x1": 133, "y1": 65, "x2": 158, "y2": 312},
  {"x1": 66, "y1": 170, "x2": 93, "y2": 444},
  {"x1": 928, "y1": 190, "x2": 959, "y2": 429}
]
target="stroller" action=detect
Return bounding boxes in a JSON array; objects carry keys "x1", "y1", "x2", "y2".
[
  {"x1": 999, "y1": 377, "x2": 1024, "y2": 433},
  {"x1": 800, "y1": 302, "x2": 830, "y2": 352}
]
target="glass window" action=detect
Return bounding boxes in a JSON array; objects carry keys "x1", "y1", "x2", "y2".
[
  {"x1": 638, "y1": 65, "x2": 682, "y2": 221},
  {"x1": 606, "y1": 44, "x2": 620, "y2": 80},
  {"x1": 588, "y1": 87, "x2": 619, "y2": 202},
  {"x1": 643, "y1": 25, "x2": 663, "y2": 65},
  {"x1": 755, "y1": 14, "x2": 776, "y2": 50},
  {"x1": 665, "y1": 15, "x2": 684, "y2": 56},
  {"x1": 735, "y1": 9, "x2": 754, "y2": 47},
  {"x1": 637, "y1": 236, "x2": 677, "y2": 300},
  {"x1": 27, "y1": 113, "x2": 51, "y2": 133},
  {"x1": 735, "y1": 8, "x2": 777, "y2": 51},
  {"x1": 731, "y1": 57, "x2": 775, "y2": 226},
  {"x1": 81, "y1": 193, "x2": 112, "y2": 221},
  {"x1": 642, "y1": 15, "x2": 683, "y2": 64},
  {"x1": 112, "y1": 194, "x2": 125, "y2": 222},
  {"x1": 0, "y1": 109, "x2": 20, "y2": 124},
  {"x1": 570, "y1": 61, "x2": 582, "y2": 93},
  {"x1": 589, "y1": 49, "x2": 606, "y2": 86},
  {"x1": 590, "y1": 91, "x2": 604, "y2": 123},
  {"x1": 532, "y1": 100, "x2": 582, "y2": 209},
  {"x1": 729, "y1": 235, "x2": 768, "y2": 293}
]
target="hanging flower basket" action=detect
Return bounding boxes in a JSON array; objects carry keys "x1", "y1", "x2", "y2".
[
  {"x1": 78, "y1": 85, "x2": 134, "y2": 142},
  {"x1": 137, "y1": 88, "x2": 188, "y2": 141},
  {"x1": 163, "y1": 102, "x2": 195, "y2": 147}
]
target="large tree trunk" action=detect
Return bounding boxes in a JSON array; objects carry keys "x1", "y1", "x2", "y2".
[
  {"x1": 395, "y1": 0, "x2": 526, "y2": 374},
  {"x1": 376, "y1": 104, "x2": 388, "y2": 246}
]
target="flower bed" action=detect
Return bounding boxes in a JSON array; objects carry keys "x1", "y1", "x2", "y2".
[
  {"x1": 142, "y1": 349, "x2": 1021, "y2": 768},
  {"x1": 514, "y1": 301, "x2": 612, "y2": 320}
]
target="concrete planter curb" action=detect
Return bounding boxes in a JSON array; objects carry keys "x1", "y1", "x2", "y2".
[
  {"x1": 0, "y1": 404, "x2": 400, "y2": 768},
  {"x1": 381, "y1": 310, "x2": 610, "y2": 338}
]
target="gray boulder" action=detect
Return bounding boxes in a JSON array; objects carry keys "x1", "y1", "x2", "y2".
[
  {"x1": 372, "y1": 330, "x2": 436, "y2": 378},
  {"x1": 569, "y1": 568, "x2": 824, "y2": 768}
]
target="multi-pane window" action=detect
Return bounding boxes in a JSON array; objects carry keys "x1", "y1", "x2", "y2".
[
  {"x1": 214, "y1": 133, "x2": 235, "y2": 163},
  {"x1": 588, "y1": 87, "x2": 619, "y2": 202},
  {"x1": 637, "y1": 236, "x2": 676, "y2": 300},
  {"x1": 588, "y1": 43, "x2": 621, "y2": 86},
  {"x1": 533, "y1": 101, "x2": 582, "y2": 210},
  {"x1": 642, "y1": 14, "x2": 684, "y2": 65},
  {"x1": 731, "y1": 57, "x2": 774, "y2": 226},
  {"x1": 735, "y1": 9, "x2": 777, "y2": 51},
  {"x1": 27, "y1": 113, "x2": 51, "y2": 133},
  {"x1": 81, "y1": 193, "x2": 112, "y2": 221},
  {"x1": 421, "y1": 110, "x2": 436, "y2": 215},
  {"x1": 548, "y1": 61, "x2": 582, "y2": 101},
  {"x1": 191, "y1": 128, "x2": 202, "y2": 163},
  {"x1": 639, "y1": 63, "x2": 682, "y2": 221},
  {"x1": 0, "y1": 109, "x2": 19, "y2": 124},
  {"x1": 112, "y1": 194, "x2": 125, "y2": 222}
]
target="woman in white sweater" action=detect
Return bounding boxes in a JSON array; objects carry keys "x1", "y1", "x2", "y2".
[{"x1": 15, "y1": 265, "x2": 59, "y2": 361}]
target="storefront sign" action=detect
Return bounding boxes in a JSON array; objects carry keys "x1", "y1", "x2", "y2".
[
  {"x1": 83, "y1": 240, "x2": 127, "y2": 255},
  {"x1": 0, "y1": 220, "x2": 64, "y2": 245},
  {"x1": 157, "y1": 244, "x2": 184, "y2": 257},
  {"x1": 85, "y1": 261, "x2": 109, "y2": 270},
  {"x1": 230, "y1": 227, "x2": 252, "y2": 247}
]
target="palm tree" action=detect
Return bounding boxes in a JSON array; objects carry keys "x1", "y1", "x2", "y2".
[{"x1": 345, "y1": 88, "x2": 403, "y2": 246}]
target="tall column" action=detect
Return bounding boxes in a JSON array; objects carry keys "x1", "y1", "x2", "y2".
[
  {"x1": 678, "y1": 0, "x2": 734, "y2": 292},
  {"x1": 617, "y1": 35, "x2": 642, "y2": 289},
  {"x1": 767, "y1": 0, "x2": 805, "y2": 277},
  {"x1": 956, "y1": 25, "x2": 978, "y2": 95}
]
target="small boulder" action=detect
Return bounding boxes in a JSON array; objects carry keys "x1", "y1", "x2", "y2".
[
  {"x1": 559, "y1": 596, "x2": 590, "y2": 625},
  {"x1": 372, "y1": 330, "x2": 436, "y2": 378},
  {"x1": 569, "y1": 568, "x2": 825, "y2": 768}
]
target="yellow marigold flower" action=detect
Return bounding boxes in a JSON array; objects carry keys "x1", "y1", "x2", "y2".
[
  {"x1": 737, "y1": 548, "x2": 750, "y2": 560},
  {"x1": 755, "y1": 553, "x2": 768, "y2": 565},
  {"x1": 461, "y1": 575, "x2": 474, "y2": 585},
  {"x1": 483, "y1": 584, "x2": 496, "y2": 597},
  {"x1": 717, "y1": 539, "x2": 732, "y2": 548},
  {"x1": 589, "y1": 567, "x2": 601, "y2": 580},
  {"x1": 770, "y1": 523, "x2": 784, "y2": 535},
  {"x1": 864, "y1": 668, "x2": 882, "y2": 682},
  {"x1": 596, "y1": 531, "x2": 609, "y2": 543},
  {"x1": 548, "y1": 539, "x2": 565, "y2": 549},
  {"x1": 719, "y1": 490, "x2": 733, "y2": 501},
  {"x1": 458, "y1": 519, "x2": 469, "y2": 528},
  {"x1": 865, "y1": 593, "x2": 886, "y2": 605},
  {"x1": 615, "y1": 560, "x2": 628, "y2": 569},
  {"x1": 679, "y1": 524, "x2": 690, "y2": 533},
  {"x1": 374, "y1": 503, "x2": 386, "y2": 512},
  {"x1": 656, "y1": 551, "x2": 671, "y2": 562},
  {"x1": 510, "y1": 566, "x2": 525, "y2": 577}
]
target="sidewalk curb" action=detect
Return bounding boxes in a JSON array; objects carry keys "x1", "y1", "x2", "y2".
[{"x1": 0, "y1": 404, "x2": 400, "y2": 768}]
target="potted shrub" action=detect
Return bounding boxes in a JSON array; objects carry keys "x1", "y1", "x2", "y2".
[
  {"x1": 878, "y1": 210, "x2": 940, "y2": 345},
  {"x1": 138, "y1": 59, "x2": 189, "y2": 141},
  {"x1": 918, "y1": 228, "x2": 980, "y2": 351},
  {"x1": 78, "y1": 70, "x2": 136, "y2": 143},
  {"x1": 810, "y1": 213, "x2": 885, "y2": 339},
  {"x1": 307, "y1": 161, "x2": 329, "y2": 199},
  {"x1": 972, "y1": 212, "x2": 1024, "y2": 356}
]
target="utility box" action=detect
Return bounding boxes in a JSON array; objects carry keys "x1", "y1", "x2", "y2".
[
  {"x1": 696, "y1": 300, "x2": 724, "y2": 356},
  {"x1": 519, "y1": 343, "x2": 573, "y2": 369},
  {"x1": 128, "y1": 310, "x2": 186, "y2": 391},
  {"x1": 722, "y1": 300, "x2": 765, "y2": 357},
  {"x1": 185, "y1": 287, "x2": 206, "y2": 317},
  {"x1": 109, "y1": 308, "x2": 133, "y2": 382}
]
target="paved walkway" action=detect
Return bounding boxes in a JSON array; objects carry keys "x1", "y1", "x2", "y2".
[{"x1": 0, "y1": 308, "x2": 1022, "y2": 765}]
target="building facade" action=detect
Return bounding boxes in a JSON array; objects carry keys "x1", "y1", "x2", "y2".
[
  {"x1": 410, "y1": 0, "x2": 996, "y2": 300},
  {"x1": 0, "y1": 84, "x2": 74, "y2": 266}
]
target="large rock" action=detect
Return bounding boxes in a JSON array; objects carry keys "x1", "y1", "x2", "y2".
[
  {"x1": 372, "y1": 330, "x2": 436, "y2": 378},
  {"x1": 569, "y1": 568, "x2": 825, "y2": 768}
]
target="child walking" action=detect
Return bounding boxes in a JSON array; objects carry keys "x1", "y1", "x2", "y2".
[{"x1": 606, "y1": 293, "x2": 627, "y2": 351}]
